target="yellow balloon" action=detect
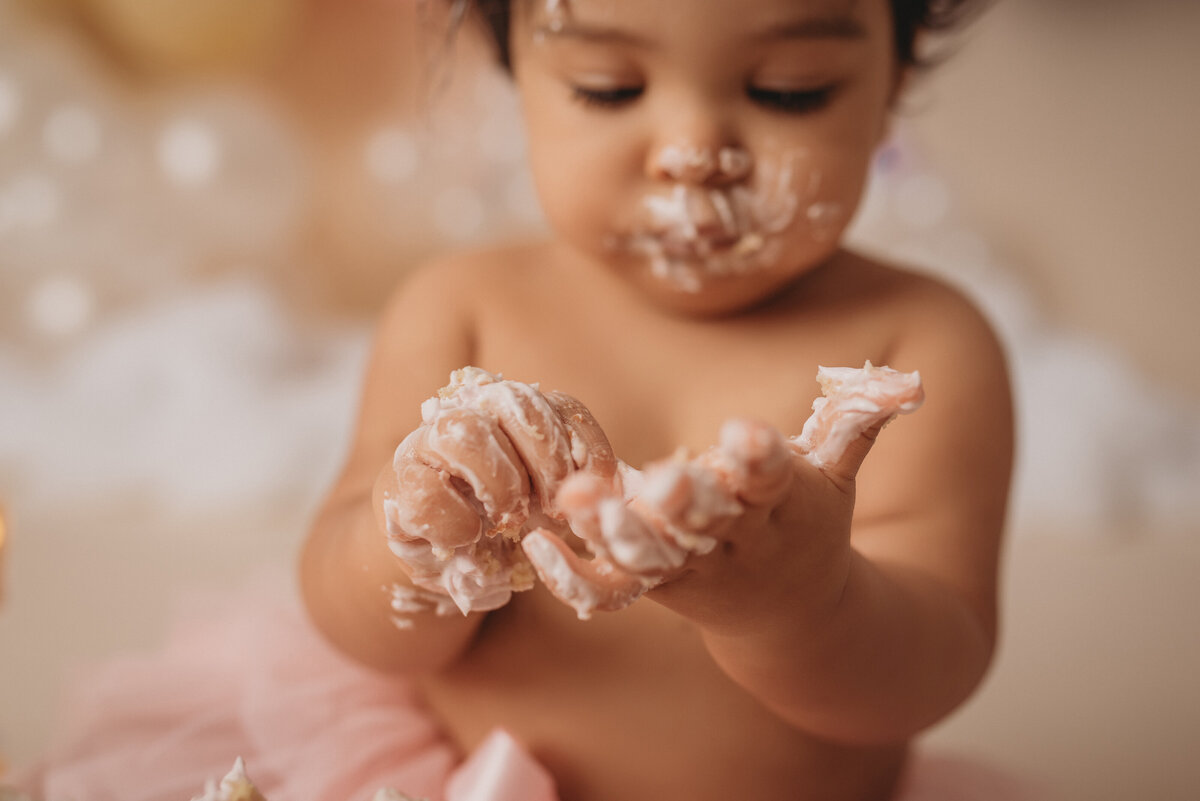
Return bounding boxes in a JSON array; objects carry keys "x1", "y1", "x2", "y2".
[{"x1": 79, "y1": 0, "x2": 301, "y2": 73}]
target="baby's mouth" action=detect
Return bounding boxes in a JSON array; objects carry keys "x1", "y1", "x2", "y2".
[{"x1": 655, "y1": 227, "x2": 743, "y2": 260}]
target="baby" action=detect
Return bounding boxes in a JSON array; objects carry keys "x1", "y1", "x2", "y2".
[{"x1": 300, "y1": 1, "x2": 1012, "y2": 799}]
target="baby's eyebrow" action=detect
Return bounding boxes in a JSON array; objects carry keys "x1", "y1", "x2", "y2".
[
  {"x1": 755, "y1": 14, "x2": 869, "y2": 42},
  {"x1": 533, "y1": 21, "x2": 655, "y2": 49}
]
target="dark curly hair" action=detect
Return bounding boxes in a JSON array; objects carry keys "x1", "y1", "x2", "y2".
[{"x1": 460, "y1": 0, "x2": 986, "y2": 72}]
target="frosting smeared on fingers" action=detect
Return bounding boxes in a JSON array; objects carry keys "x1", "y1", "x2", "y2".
[
  {"x1": 556, "y1": 472, "x2": 688, "y2": 576},
  {"x1": 544, "y1": 389, "x2": 621, "y2": 491},
  {"x1": 384, "y1": 456, "x2": 483, "y2": 556},
  {"x1": 384, "y1": 368, "x2": 625, "y2": 620},
  {"x1": 387, "y1": 537, "x2": 534, "y2": 616},
  {"x1": 522, "y1": 529, "x2": 655, "y2": 619},
  {"x1": 382, "y1": 362, "x2": 923, "y2": 622},
  {"x1": 702, "y1": 418, "x2": 794, "y2": 506},
  {"x1": 793, "y1": 361, "x2": 925, "y2": 470},
  {"x1": 633, "y1": 457, "x2": 738, "y2": 553},
  {"x1": 435, "y1": 368, "x2": 577, "y2": 513},
  {"x1": 408, "y1": 406, "x2": 530, "y2": 534}
]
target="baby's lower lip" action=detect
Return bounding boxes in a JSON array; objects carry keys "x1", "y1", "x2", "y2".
[{"x1": 656, "y1": 232, "x2": 739, "y2": 259}]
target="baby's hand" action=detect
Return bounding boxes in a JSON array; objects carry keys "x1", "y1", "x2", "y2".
[
  {"x1": 523, "y1": 363, "x2": 925, "y2": 622},
  {"x1": 379, "y1": 368, "x2": 620, "y2": 616}
]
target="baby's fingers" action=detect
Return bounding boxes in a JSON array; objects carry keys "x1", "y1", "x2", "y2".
[
  {"x1": 408, "y1": 408, "x2": 531, "y2": 534},
  {"x1": 633, "y1": 460, "x2": 740, "y2": 553},
  {"x1": 556, "y1": 472, "x2": 688, "y2": 576},
  {"x1": 522, "y1": 529, "x2": 651, "y2": 619},
  {"x1": 791, "y1": 363, "x2": 925, "y2": 486},
  {"x1": 544, "y1": 390, "x2": 621, "y2": 490},
  {"x1": 476, "y1": 379, "x2": 575, "y2": 513},
  {"x1": 382, "y1": 456, "x2": 483, "y2": 556},
  {"x1": 703, "y1": 418, "x2": 794, "y2": 506}
]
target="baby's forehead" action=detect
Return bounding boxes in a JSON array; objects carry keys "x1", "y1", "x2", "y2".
[
  {"x1": 515, "y1": 0, "x2": 880, "y2": 43},
  {"x1": 518, "y1": 0, "x2": 871, "y2": 23}
]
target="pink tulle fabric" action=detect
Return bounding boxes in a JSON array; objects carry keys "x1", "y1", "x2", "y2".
[
  {"x1": 17, "y1": 577, "x2": 558, "y2": 801},
  {"x1": 16, "y1": 576, "x2": 1033, "y2": 801}
]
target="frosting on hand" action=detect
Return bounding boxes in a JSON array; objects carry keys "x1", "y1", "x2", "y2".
[{"x1": 382, "y1": 362, "x2": 923, "y2": 621}]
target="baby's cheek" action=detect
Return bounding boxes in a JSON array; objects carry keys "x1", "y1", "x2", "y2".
[
  {"x1": 537, "y1": 169, "x2": 624, "y2": 252},
  {"x1": 797, "y1": 149, "x2": 862, "y2": 244}
]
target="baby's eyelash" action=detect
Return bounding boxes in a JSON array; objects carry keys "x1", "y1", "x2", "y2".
[
  {"x1": 746, "y1": 86, "x2": 835, "y2": 114},
  {"x1": 570, "y1": 85, "x2": 644, "y2": 109}
]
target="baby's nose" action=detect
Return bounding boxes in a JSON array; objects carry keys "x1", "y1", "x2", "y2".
[{"x1": 648, "y1": 143, "x2": 753, "y2": 186}]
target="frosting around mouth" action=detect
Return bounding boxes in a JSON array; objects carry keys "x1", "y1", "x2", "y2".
[{"x1": 608, "y1": 149, "x2": 845, "y2": 292}]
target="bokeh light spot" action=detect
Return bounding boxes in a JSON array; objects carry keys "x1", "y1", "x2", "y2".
[
  {"x1": 27, "y1": 275, "x2": 95, "y2": 337},
  {"x1": 158, "y1": 119, "x2": 221, "y2": 187},
  {"x1": 365, "y1": 127, "x2": 419, "y2": 184}
]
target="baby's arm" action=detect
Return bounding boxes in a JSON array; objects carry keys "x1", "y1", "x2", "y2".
[
  {"x1": 688, "y1": 289, "x2": 1013, "y2": 745},
  {"x1": 300, "y1": 260, "x2": 489, "y2": 673}
]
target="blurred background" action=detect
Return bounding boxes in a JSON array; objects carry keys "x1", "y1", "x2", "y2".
[{"x1": 1, "y1": 0, "x2": 1198, "y2": 798}]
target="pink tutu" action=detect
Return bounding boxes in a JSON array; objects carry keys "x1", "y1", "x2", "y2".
[
  {"x1": 16, "y1": 576, "x2": 555, "y2": 801},
  {"x1": 15, "y1": 575, "x2": 1034, "y2": 801}
]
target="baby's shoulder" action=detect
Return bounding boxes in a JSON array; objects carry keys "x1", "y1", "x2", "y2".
[
  {"x1": 404, "y1": 240, "x2": 554, "y2": 293},
  {"x1": 382, "y1": 240, "x2": 554, "y2": 321},
  {"x1": 835, "y1": 251, "x2": 1005, "y2": 367}
]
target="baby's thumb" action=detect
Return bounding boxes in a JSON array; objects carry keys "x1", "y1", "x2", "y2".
[
  {"x1": 790, "y1": 363, "x2": 925, "y2": 488},
  {"x1": 804, "y1": 417, "x2": 889, "y2": 487}
]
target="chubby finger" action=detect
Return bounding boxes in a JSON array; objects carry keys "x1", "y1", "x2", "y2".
[
  {"x1": 700, "y1": 418, "x2": 794, "y2": 506},
  {"x1": 475, "y1": 379, "x2": 575, "y2": 514},
  {"x1": 544, "y1": 390, "x2": 621, "y2": 492},
  {"x1": 408, "y1": 408, "x2": 530, "y2": 534},
  {"x1": 632, "y1": 459, "x2": 739, "y2": 553},
  {"x1": 383, "y1": 455, "x2": 484, "y2": 556},
  {"x1": 791, "y1": 362, "x2": 925, "y2": 482},
  {"x1": 555, "y1": 472, "x2": 688, "y2": 576},
  {"x1": 387, "y1": 536, "x2": 532, "y2": 616},
  {"x1": 521, "y1": 529, "x2": 653, "y2": 619}
]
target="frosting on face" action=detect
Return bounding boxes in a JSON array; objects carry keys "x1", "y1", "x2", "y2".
[
  {"x1": 610, "y1": 147, "x2": 846, "y2": 292},
  {"x1": 530, "y1": 0, "x2": 572, "y2": 40}
]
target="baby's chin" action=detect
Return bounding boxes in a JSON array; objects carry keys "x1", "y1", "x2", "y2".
[
  {"x1": 590, "y1": 229, "x2": 838, "y2": 317},
  {"x1": 624, "y1": 259, "x2": 821, "y2": 318}
]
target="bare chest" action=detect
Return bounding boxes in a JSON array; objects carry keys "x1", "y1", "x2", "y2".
[
  {"x1": 418, "y1": 586, "x2": 905, "y2": 801},
  {"x1": 474, "y1": 294, "x2": 882, "y2": 467}
]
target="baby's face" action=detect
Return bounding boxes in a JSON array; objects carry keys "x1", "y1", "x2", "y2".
[{"x1": 509, "y1": 0, "x2": 897, "y2": 315}]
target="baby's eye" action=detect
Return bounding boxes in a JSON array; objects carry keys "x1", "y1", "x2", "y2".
[
  {"x1": 747, "y1": 85, "x2": 835, "y2": 114},
  {"x1": 570, "y1": 85, "x2": 644, "y2": 109}
]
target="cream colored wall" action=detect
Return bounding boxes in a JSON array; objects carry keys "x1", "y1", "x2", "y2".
[{"x1": 905, "y1": 0, "x2": 1200, "y2": 402}]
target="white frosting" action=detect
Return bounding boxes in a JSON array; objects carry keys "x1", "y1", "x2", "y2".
[
  {"x1": 521, "y1": 532, "x2": 611, "y2": 619},
  {"x1": 370, "y1": 790, "x2": 421, "y2": 801},
  {"x1": 614, "y1": 149, "x2": 821, "y2": 291},
  {"x1": 190, "y1": 758, "x2": 265, "y2": 801},
  {"x1": 635, "y1": 461, "x2": 732, "y2": 553},
  {"x1": 544, "y1": 0, "x2": 568, "y2": 31},
  {"x1": 597, "y1": 496, "x2": 689, "y2": 573},
  {"x1": 384, "y1": 369, "x2": 595, "y2": 617},
  {"x1": 656, "y1": 144, "x2": 752, "y2": 184},
  {"x1": 521, "y1": 529, "x2": 657, "y2": 620},
  {"x1": 793, "y1": 362, "x2": 924, "y2": 469},
  {"x1": 387, "y1": 581, "x2": 462, "y2": 628},
  {"x1": 382, "y1": 364, "x2": 922, "y2": 622}
]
